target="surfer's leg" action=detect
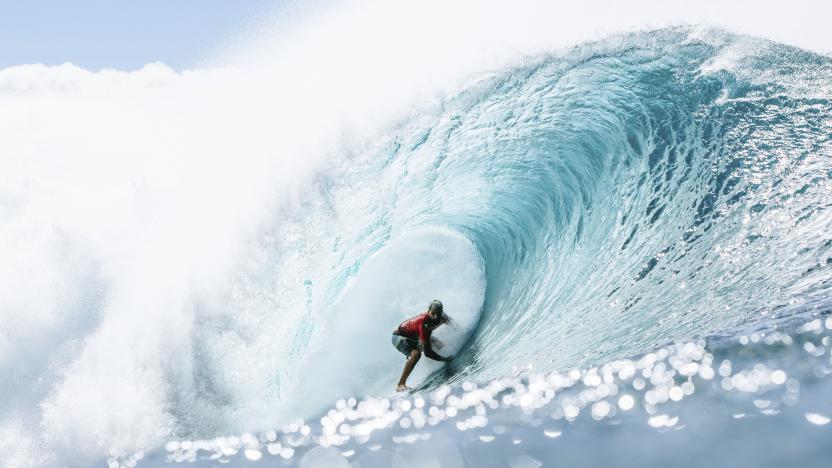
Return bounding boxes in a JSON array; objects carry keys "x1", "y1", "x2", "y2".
[
  {"x1": 392, "y1": 335, "x2": 414, "y2": 356},
  {"x1": 396, "y1": 348, "x2": 421, "y2": 391}
]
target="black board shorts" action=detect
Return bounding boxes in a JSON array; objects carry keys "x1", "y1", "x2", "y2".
[{"x1": 391, "y1": 334, "x2": 419, "y2": 357}]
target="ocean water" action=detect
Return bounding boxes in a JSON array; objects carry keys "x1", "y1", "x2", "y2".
[
  {"x1": 2, "y1": 7, "x2": 832, "y2": 468},
  {"x1": 144, "y1": 28, "x2": 832, "y2": 468}
]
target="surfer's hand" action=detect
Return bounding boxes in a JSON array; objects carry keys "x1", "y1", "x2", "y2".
[
  {"x1": 444, "y1": 355, "x2": 454, "y2": 362},
  {"x1": 396, "y1": 384, "x2": 410, "y2": 392}
]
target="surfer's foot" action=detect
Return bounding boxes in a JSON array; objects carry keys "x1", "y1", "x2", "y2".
[{"x1": 396, "y1": 384, "x2": 410, "y2": 392}]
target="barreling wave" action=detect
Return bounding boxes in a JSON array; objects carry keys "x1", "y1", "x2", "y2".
[
  {"x1": 261, "y1": 26, "x2": 832, "y2": 393},
  {"x1": 152, "y1": 26, "x2": 832, "y2": 468},
  {"x1": 171, "y1": 27, "x2": 832, "y2": 433},
  {"x1": 3, "y1": 25, "x2": 832, "y2": 468}
]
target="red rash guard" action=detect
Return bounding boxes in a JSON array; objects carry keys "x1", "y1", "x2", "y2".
[{"x1": 395, "y1": 312, "x2": 441, "y2": 342}]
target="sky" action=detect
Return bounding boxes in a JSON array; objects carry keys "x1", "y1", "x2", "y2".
[
  {"x1": 0, "y1": 0, "x2": 829, "y2": 72},
  {"x1": 0, "y1": 0, "x2": 278, "y2": 70}
]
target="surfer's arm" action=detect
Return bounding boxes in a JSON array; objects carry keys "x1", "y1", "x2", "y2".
[{"x1": 420, "y1": 340, "x2": 452, "y2": 362}]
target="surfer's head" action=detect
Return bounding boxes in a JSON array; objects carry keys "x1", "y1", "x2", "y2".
[{"x1": 428, "y1": 300, "x2": 444, "y2": 321}]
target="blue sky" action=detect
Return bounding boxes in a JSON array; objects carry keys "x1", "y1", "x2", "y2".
[{"x1": 0, "y1": 0, "x2": 278, "y2": 70}]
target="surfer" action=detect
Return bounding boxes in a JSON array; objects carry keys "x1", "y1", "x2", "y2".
[{"x1": 391, "y1": 300, "x2": 454, "y2": 392}]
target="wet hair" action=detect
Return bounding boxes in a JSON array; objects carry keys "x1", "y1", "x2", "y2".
[{"x1": 429, "y1": 300, "x2": 444, "y2": 316}]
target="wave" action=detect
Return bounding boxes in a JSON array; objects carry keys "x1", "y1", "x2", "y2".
[
  {"x1": 261, "y1": 26, "x2": 832, "y2": 395},
  {"x1": 2, "y1": 19, "x2": 832, "y2": 468},
  {"x1": 172, "y1": 24, "x2": 832, "y2": 451}
]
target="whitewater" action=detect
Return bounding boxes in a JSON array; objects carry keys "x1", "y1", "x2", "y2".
[{"x1": 2, "y1": 1, "x2": 832, "y2": 467}]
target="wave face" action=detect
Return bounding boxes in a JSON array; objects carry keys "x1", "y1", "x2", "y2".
[
  {"x1": 3, "y1": 26, "x2": 832, "y2": 467},
  {"x1": 264, "y1": 27, "x2": 832, "y2": 394}
]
